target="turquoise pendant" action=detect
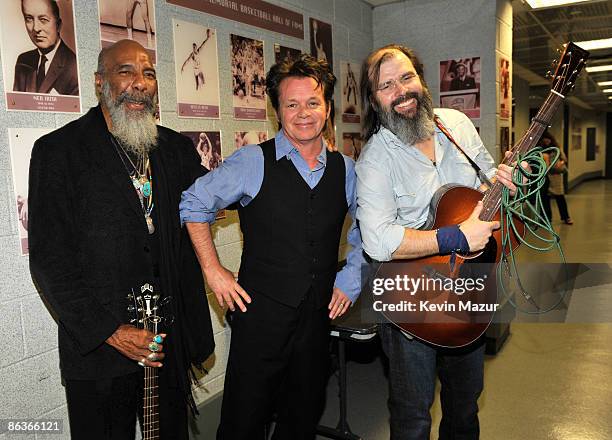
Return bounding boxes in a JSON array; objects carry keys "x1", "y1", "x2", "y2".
[{"x1": 142, "y1": 181, "x2": 152, "y2": 197}]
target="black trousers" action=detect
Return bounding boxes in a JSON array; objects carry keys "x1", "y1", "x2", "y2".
[
  {"x1": 217, "y1": 289, "x2": 331, "y2": 440},
  {"x1": 65, "y1": 370, "x2": 188, "y2": 440}
]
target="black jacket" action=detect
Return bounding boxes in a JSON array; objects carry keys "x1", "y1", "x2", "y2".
[{"x1": 28, "y1": 106, "x2": 214, "y2": 402}]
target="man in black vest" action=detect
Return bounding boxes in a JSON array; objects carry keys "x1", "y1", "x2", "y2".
[{"x1": 180, "y1": 54, "x2": 364, "y2": 439}]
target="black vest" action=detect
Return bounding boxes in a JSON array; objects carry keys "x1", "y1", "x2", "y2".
[{"x1": 238, "y1": 138, "x2": 348, "y2": 308}]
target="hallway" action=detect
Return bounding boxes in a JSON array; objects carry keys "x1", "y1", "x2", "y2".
[{"x1": 318, "y1": 179, "x2": 612, "y2": 440}]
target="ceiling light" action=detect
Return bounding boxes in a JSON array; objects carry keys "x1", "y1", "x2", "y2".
[
  {"x1": 598, "y1": 81, "x2": 612, "y2": 86},
  {"x1": 603, "y1": 89, "x2": 612, "y2": 93},
  {"x1": 574, "y1": 38, "x2": 612, "y2": 51},
  {"x1": 586, "y1": 65, "x2": 612, "y2": 73},
  {"x1": 525, "y1": 0, "x2": 594, "y2": 9}
]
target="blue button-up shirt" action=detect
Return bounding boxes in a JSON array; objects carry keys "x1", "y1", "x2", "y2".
[
  {"x1": 356, "y1": 108, "x2": 497, "y2": 262},
  {"x1": 180, "y1": 130, "x2": 365, "y2": 302}
]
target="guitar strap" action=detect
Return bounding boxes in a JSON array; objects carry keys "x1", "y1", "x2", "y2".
[{"x1": 434, "y1": 115, "x2": 494, "y2": 188}]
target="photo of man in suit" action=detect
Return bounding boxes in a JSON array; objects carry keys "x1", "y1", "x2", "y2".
[{"x1": 13, "y1": 0, "x2": 79, "y2": 96}]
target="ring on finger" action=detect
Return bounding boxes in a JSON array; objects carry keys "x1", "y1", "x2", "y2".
[
  {"x1": 138, "y1": 357, "x2": 146, "y2": 367},
  {"x1": 147, "y1": 352, "x2": 157, "y2": 361},
  {"x1": 148, "y1": 342, "x2": 159, "y2": 352}
]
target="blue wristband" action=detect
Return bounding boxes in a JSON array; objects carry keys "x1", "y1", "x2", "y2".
[{"x1": 436, "y1": 225, "x2": 470, "y2": 255}]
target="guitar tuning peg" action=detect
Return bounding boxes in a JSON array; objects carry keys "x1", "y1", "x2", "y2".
[
  {"x1": 551, "y1": 59, "x2": 557, "y2": 66},
  {"x1": 130, "y1": 318, "x2": 137, "y2": 323},
  {"x1": 546, "y1": 71, "x2": 553, "y2": 78},
  {"x1": 126, "y1": 294, "x2": 133, "y2": 299},
  {"x1": 127, "y1": 305, "x2": 135, "y2": 311}
]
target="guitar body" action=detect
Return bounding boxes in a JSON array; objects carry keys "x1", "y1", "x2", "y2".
[{"x1": 379, "y1": 185, "x2": 525, "y2": 348}]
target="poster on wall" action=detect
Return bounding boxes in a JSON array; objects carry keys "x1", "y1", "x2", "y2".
[
  {"x1": 9, "y1": 127, "x2": 53, "y2": 255},
  {"x1": 0, "y1": 0, "x2": 81, "y2": 113},
  {"x1": 309, "y1": 18, "x2": 332, "y2": 70},
  {"x1": 274, "y1": 44, "x2": 301, "y2": 65},
  {"x1": 98, "y1": 0, "x2": 157, "y2": 63},
  {"x1": 166, "y1": 0, "x2": 304, "y2": 39},
  {"x1": 340, "y1": 61, "x2": 361, "y2": 123},
  {"x1": 173, "y1": 20, "x2": 220, "y2": 118},
  {"x1": 181, "y1": 130, "x2": 225, "y2": 219},
  {"x1": 439, "y1": 57, "x2": 481, "y2": 119},
  {"x1": 342, "y1": 132, "x2": 363, "y2": 160},
  {"x1": 231, "y1": 34, "x2": 266, "y2": 120},
  {"x1": 500, "y1": 126, "x2": 510, "y2": 157},
  {"x1": 235, "y1": 131, "x2": 268, "y2": 148},
  {"x1": 500, "y1": 57, "x2": 510, "y2": 119}
]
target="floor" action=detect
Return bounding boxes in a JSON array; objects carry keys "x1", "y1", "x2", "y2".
[{"x1": 316, "y1": 179, "x2": 612, "y2": 440}]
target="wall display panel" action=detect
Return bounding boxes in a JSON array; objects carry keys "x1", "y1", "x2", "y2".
[
  {"x1": 181, "y1": 130, "x2": 225, "y2": 219},
  {"x1": 235, "y1": 131, "x2": 268, "y2": 148},
  {"x1": 231, "y1": 34, "x2": 266, "y2": 120},
  {"x1": 98, "y1": 0, "x2": 157, "y2": 63},
  {"x1": 173, "y1": 20, "x2": 220, "y2": 119},
  {"x1": 309, "y1": 18, "x2": 333, "y2": 70},
  {"x1": 341, "y1": 132, "x2": 363, "y2": 160},
  {"x1": 0, "y1": 0, "x2": 81, "y2": 113},
  {"x1": 167, "y1": 0, "x2": 304, "y2": 39},
  {"x1": 340, "y1": 61, "x2": 361, "y2": 124},
  {"x1": 9, "y1": 127, "x2": 54, "y2": 255},
  {"x1": 499, "y1": 57, "x2": 510, "y2": 120},
  {"x1": 439, "y1": 57, "x2": 481, "y2": 119},
  {"x1": 500, "y1": 126, "x2": 510, "y2": 157},
  {"x1": 274, "y1": 44, "x2": 301, "y2": 64}
]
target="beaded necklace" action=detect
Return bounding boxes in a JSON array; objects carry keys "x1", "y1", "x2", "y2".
[{"x1": 110, "y1": 135, "x2": 155, "y2": 234}]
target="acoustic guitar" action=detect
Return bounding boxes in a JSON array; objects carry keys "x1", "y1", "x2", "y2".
[{"x1": 376, "y1": 42, "x2": 589, "y2": 348}]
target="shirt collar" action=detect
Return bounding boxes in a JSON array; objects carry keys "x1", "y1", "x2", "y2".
[
  {"x1": 38, "y1": 38, "x2": 61, "y2": 67},
  {"x1": 274, "y1": 130, "x2": 327, "y2": 165}
]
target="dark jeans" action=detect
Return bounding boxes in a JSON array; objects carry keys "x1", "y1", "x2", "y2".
[
  {"x1": 379, "y1": 324, "x2": 485, "y2": 440},
  {"x1": 541, "y1": 176, "x2": 570, "y2": 222}
]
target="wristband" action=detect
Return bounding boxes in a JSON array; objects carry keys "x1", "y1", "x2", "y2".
[{"x1": 436, "y1": 225, "x2": 470, "y2": 255}]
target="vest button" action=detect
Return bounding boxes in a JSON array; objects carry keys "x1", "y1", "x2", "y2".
[
  {"x1": 143, "y1": 246, "x2": 150, "y2": 253},
  {"x1": 310, "y1": 193, "x2": 316, "y2": 199},
  {"x1": 311, "y1": 273, "x2": 316, "y2": 279},
  {"x1": 312, "y1": 257, "x2": 318, "y2": 263}
]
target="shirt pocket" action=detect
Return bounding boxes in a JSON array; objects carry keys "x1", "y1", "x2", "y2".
[{"x1": 393, "y1": 181, "x2": 428, "y2": 224}]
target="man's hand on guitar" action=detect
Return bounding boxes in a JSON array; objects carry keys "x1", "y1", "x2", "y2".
[
  {"x1": 459, "y1": 201, "x2": 500, "y2": 252},
  {"x1": 106, "y1": 324, "x2": 166, "y2": 368},
  {"x1": 496, "y1": 151, "x2": 530, "y2": 196}
]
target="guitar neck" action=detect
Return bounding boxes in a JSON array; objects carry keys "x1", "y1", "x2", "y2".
[
  {"x1": 142, "y1": 366, "x2": 159, "y2": 440},
  {"x1": 479, "y1": 91, "x2": 565, "y2": 222}
]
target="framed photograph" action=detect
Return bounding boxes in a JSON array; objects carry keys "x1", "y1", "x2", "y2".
[
  {"x1": 274, "y1": 44, "x2": 301, "y2": 65},
  {"x1": 98, "y1": 0, "x2": 157, "y2": 63},
  {"x1": 235, "y1": 131, "x2": 268, "y2": 148},
  {"x1": 173, "y1": 19, "x2": 220, "y2": 118},
  {"x1": 0, "y1": 0, "x2": 81, "y2": 112},
  {"x1": 340, "y1": 61, "x2": 360, "y2": 123},
  {"x1": 309, "y1": 18, "x2": 332, "y2": 70},
  {"x1": 231, "y1": 34, "x2": 266, "y2": 120},
  {"x1": 439, "y1": 57, "x2": 481, "y2": 119},
  {"x1": 181, "y1": 130, "x2": 225, "y2": 219},
  {"x1": 499, "y1": 57, "x2": 510, "y2": 119},
  {"x1": 341, "y1": 132, "x2": 363, "y2": 160},
  {"x1": 9, "y1": 127, "x2": 54, "y2": 255}
]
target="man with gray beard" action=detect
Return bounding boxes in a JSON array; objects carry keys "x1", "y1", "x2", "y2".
[
  {"x1": 28, "y1": 40, "x2": 214, "y2": 439},
  {"x1": 356, "y1": 45, "x2": 519, "y2": 439}
]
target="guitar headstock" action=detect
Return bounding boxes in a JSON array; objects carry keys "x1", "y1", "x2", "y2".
[
  {"x1": 127, "y1": 283, "x2": 173, "y2": 333},
  {"x1": 550, "y1": 42, "x2": 589, "y2": 96}
]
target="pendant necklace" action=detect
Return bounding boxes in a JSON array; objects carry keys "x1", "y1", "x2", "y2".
[{"x1": 110, "y1": 135, "x2": 155, "y2": 234}]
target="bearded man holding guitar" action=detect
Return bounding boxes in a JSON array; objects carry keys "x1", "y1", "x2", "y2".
[{"x1": 356, "y1": 45, "x2": 525, "y2": 440}]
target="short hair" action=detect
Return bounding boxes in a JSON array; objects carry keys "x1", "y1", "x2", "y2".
[
  {"x1": 22, "y1": 0, "x2": 61, "y2": 23},
  {"x1": 359, "y1": 44, "x2": 426, "y2": 141},
  {"x1": 266, "y1": 53, "x2": 336, "y2": 114},
  {"x1": 96, "y1": 47, "x2": 108, "y2": 75}
]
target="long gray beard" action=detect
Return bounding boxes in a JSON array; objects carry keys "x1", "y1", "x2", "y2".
[
  {"x1": 101, "y1": 81, "x2": 158, "y2": 156},
  {"x1": 379, "y1": 88, "x2": 435, "y2": 146}
]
